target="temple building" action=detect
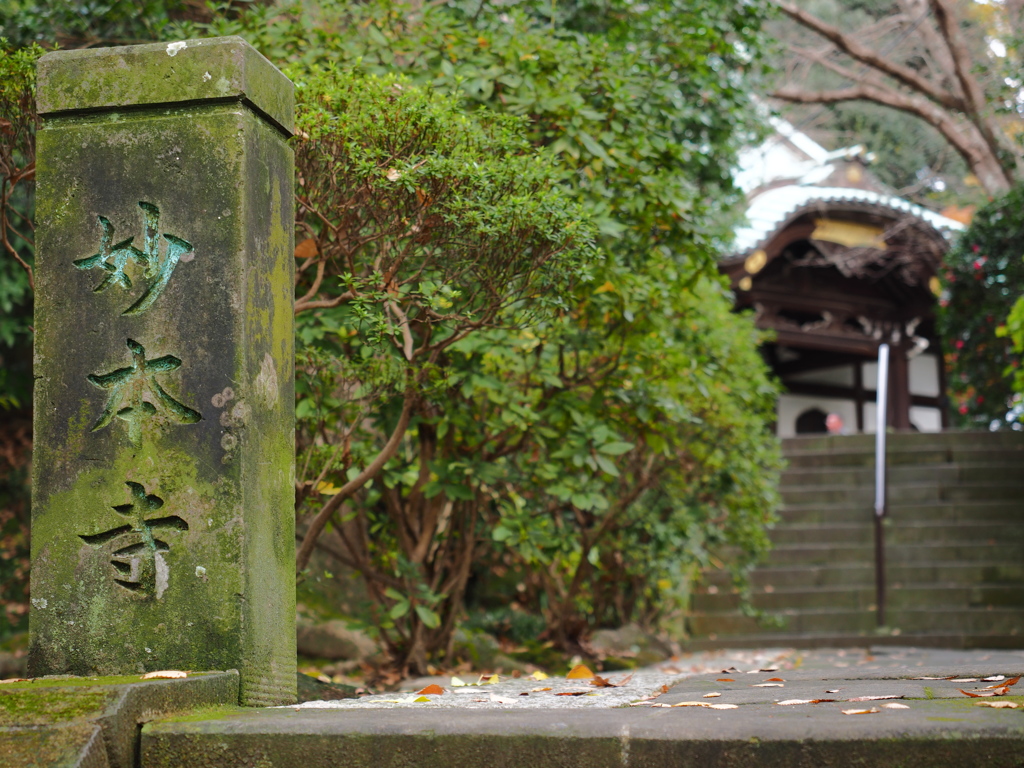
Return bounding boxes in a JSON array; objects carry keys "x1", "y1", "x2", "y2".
[{"x1": 723, "y1": 119, "x2": 965, "y2": 437}]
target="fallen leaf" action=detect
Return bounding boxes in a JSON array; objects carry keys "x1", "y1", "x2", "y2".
[
  {"x1": 671, "y1": 701, "x2": 710, "y2": 707},
  {"x1": 554, "y1": 690, "x2": 591, "y2": 697},
  {"x1": 450, "y1": 676, "x2": 467, "y2": 687},
  {"x1": 721, "y1": 667, "x2": 739, "y2": 674},
  {"x1": 482, "y1": 674, "x2": 500, "y2": 685},
  {"x1": 753, "y1": 683, "x2": 784, "y2": 688},
  {"x1": 765, "y1": 677, "x2": 785, "y2": 682},
  {"x1": 519, "y1": 692, "x2": 529, "y2": 696},
  {"x1": 949, "y1": 678, "x2": 978, "y2": 683},
  {"x1": 294, "y1": 238, "x2": 318, "y2": 260},
  {"x1": 416, "y1": 684, "x2": 445, "y2": 695},
  {"x1": 531, "y1": 671, "x2": 549, "y2": 681},
  {"x1": 651, "y1": 702, "x2": 672, "y2": 708},
  {"x1": 590, "y1": 673, "x2": 633, "y2": 688},
  {"x1": 0, "y1": 678, "x2": 28, "y2": 684},
  {"x1": 660, "y1": 684, "x2": 670, "y2": 694},
  {"x1": 703, "y1": 693, "x2": 721, "y2": 698},
  {"x1": 661, "y1": 666, "x2": 682, "y2": 674},
  {"x1": 489, "y1": 694, "x2": 518, "y2": 704},
  {"x1": 982, "y1": 675, "x2": 1006, "y2": 682},
  {"x1": 777, "y1": 699, "x2": 835, "y2": 706},
  {"x1": 628, "y1": 701, "x2": 651, "y2": 707},
  {"x1": 976, "y1": 701, "x2": 1019, "y2": 709},
  {"x1": 846, "y1": 695, "x2": 903, "y2": 702},
  {"x1": 141, "y1": 670, "x2": 187, "y2": 680},
  {"x1": 412, "y1": 696, "x2": 432, "y2": 703},
  {"x1": 531, "y1": 687, "x2": 552, "y2": 692},
  {"x1": 841, "y1": 708, "x2": 880, "y2": 715},
  {"x1": 825, "y1": 689, "x2": 840, "y2": 693},
  {"x1": 911, "y1": 677, "x2": 945, "y2": 680},
  {"x1": 761, "y1": 666, "x2": 780, "y2": 672},
  {"x1": 984, "y1": 676, "x2": 1020, "y2": 689},
  {"x1": 882, "y1": 703, "x2": 910, "y2": 709},
  {"x1": 567, "y1": 664, "x2": 595, "y2": 680},
  {"x1": 717, "y1": 678, "x2": 735, "y2": 682},
  {"x1": 708, "y1": 704, "x2": 739, "y2": 710},
  {"x1": 959, "y1": 689, "x2": 993, "y2": 698}
]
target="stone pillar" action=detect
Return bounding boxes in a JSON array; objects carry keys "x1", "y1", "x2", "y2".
[{"x1": 30, "y1": 37, "x2": 296, "y2": 706}]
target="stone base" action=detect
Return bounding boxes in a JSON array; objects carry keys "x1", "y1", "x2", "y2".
[{"x1": 0, "y1": 671, "x2": 238, "y2": 768}]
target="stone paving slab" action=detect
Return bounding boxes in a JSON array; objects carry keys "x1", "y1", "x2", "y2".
[
  {"x1": 0, "y1": 670, "x2": 238, "y2": 768},
  {"x1": 141, "y1": 647, "x2": 1024, "y2": 768}
]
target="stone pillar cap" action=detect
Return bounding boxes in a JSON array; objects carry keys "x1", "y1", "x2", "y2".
[{"x1": 37, "y1": 36, "x2": 294, "y2": 135}]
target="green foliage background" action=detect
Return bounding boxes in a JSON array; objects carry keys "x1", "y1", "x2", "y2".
[
  {"x1": 0, "y1": 0, "x2": 784, "y2": 664},
  {"x1": 939, "y1": 184, "x2": 1024, "y2": 429}
]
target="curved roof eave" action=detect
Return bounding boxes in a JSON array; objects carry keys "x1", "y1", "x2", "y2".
[{"x1": 729, "y1": 185, "x2": 966, "y2": 257}]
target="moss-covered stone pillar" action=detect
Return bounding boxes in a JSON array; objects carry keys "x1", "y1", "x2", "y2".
[{"x1": 30, "y1": 37, "x2": 296, "y2": 706}]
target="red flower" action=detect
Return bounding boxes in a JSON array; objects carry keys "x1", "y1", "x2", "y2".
[
  {"x1": 977, "y1": 396, "x2": 985, "y2": 404},
  {"x1": 955, "y1": 340, "x2": 965, "y2": 349},
  {"x1": 959, "y1": 404, "x2": 969, "y2": 415}
]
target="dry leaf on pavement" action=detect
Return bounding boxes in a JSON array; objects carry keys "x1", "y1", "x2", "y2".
[
  {"x1": 416, "y1": 684, "x2": 445, "y2": 695},
  {"x1": 591, "y1": 673, "x2": 633, "y2": 688},
  {"x1": 841, "y1": 708, "x2": 880, "y2": 715},
  {"x1": 882, "y1": 703, "x2": 910, "y2": 709},
  {"x1": 846, "y1": 695, "x2": 903, "y2": 702},
  {"x1": 703, "y1": 693, "x2": 721, "y2": 698},
  {"x1": 567, "y1": 664, "x2": 595, "y2": 680},
  {"x1": 975, "y1": 701, "x2": 1019, "y2": 709},
  {"x1": 753, "y1": 683, "x2": 784, "y2": 688}
]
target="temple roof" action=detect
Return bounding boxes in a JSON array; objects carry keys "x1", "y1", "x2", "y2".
[{"x1": 729, "y1": 118, "x2": 965, "y2": 256}]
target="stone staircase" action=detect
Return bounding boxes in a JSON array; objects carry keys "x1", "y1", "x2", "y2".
[{"x1": 687, "y1": 430, "x2": 1024, "y2": 649}]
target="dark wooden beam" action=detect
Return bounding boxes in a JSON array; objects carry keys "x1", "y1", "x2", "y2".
[{"x1": 784, "y1": 380, "x2": 942, "y2": 409}]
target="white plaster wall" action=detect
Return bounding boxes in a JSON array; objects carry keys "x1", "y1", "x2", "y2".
[
  {"x1": 862, "y1": 403, "x2": 942, "y2": 433},
  {"x1": 777, "y1": 394, "x2": 858, "y2": 438},
  {"x1": 862, "y1": 353, "x2": 940, "y2": 397},
  {"x1": 909, "y1": 353, "x2": 941, "y2": 397}
]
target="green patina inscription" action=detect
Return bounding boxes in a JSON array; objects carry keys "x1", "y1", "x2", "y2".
[
  {"x1": 87, "y1": 338, "x2": 201, "y2": 445},
  {"x1": 73, "y1": 201, "x2": 193, "y2": 315},
  {"x1": 79, "y1": 481, "x2": 188, "y2": 599}
]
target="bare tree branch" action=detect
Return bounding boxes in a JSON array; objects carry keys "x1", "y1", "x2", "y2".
[{"x1": 774, "y1": 0, "x2": 963, "y2": 111}]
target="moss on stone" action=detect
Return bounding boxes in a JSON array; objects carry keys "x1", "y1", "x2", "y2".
[{"x1": 0, "y1": 688, "x2": 115, "y2": 725}]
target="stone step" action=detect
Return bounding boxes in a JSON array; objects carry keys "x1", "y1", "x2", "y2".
[
  {"x1": 777, "y1": 500, "x2": 1022, "y2": 525},
  {"x1": 783, "y1": 440, "x2": 1024, "y2": 467},
  {"x1": 692, "y1": 584, "x2": 1024, "y2": 613},
  {"x1": 687, "y1": 607, "x2": 1024, "y2": 638},
  {"x1": 782, "y1": 431, "x2": 1024, "y2": 456},
  {"x1": 761, "y1": 541, "x2": 1018, "y2": 566},
  {"x1": 685, "y1": 631, "x2": 1024, "y2": 650},
  {"x1": 701, "y1": 562, "x2": 1024, "y2": 589},
  {"x1": 780, "y1": 462, "x2": 1024, "y2": 488},
  {"x1": 781, "y1": 482, "x2": 1024, "y2": 506},
  {"x1": 768, "y1": 521, "x2": 1024, "y2": 547}
]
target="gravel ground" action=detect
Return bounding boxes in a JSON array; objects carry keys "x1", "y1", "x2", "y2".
[{"x1": 287, "y1": 648, "x2": 796, "y2": 710}]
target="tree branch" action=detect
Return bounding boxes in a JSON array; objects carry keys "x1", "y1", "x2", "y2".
[
  {"x1": 772, "y1": 82, "x2": 1012, "y2": 193},
  {"x1": 295, "y1": 392, "x2": 417, "y2": 572},
  {"x1": 774, "y1": 0, "x2": 963, "y2": 112}
]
